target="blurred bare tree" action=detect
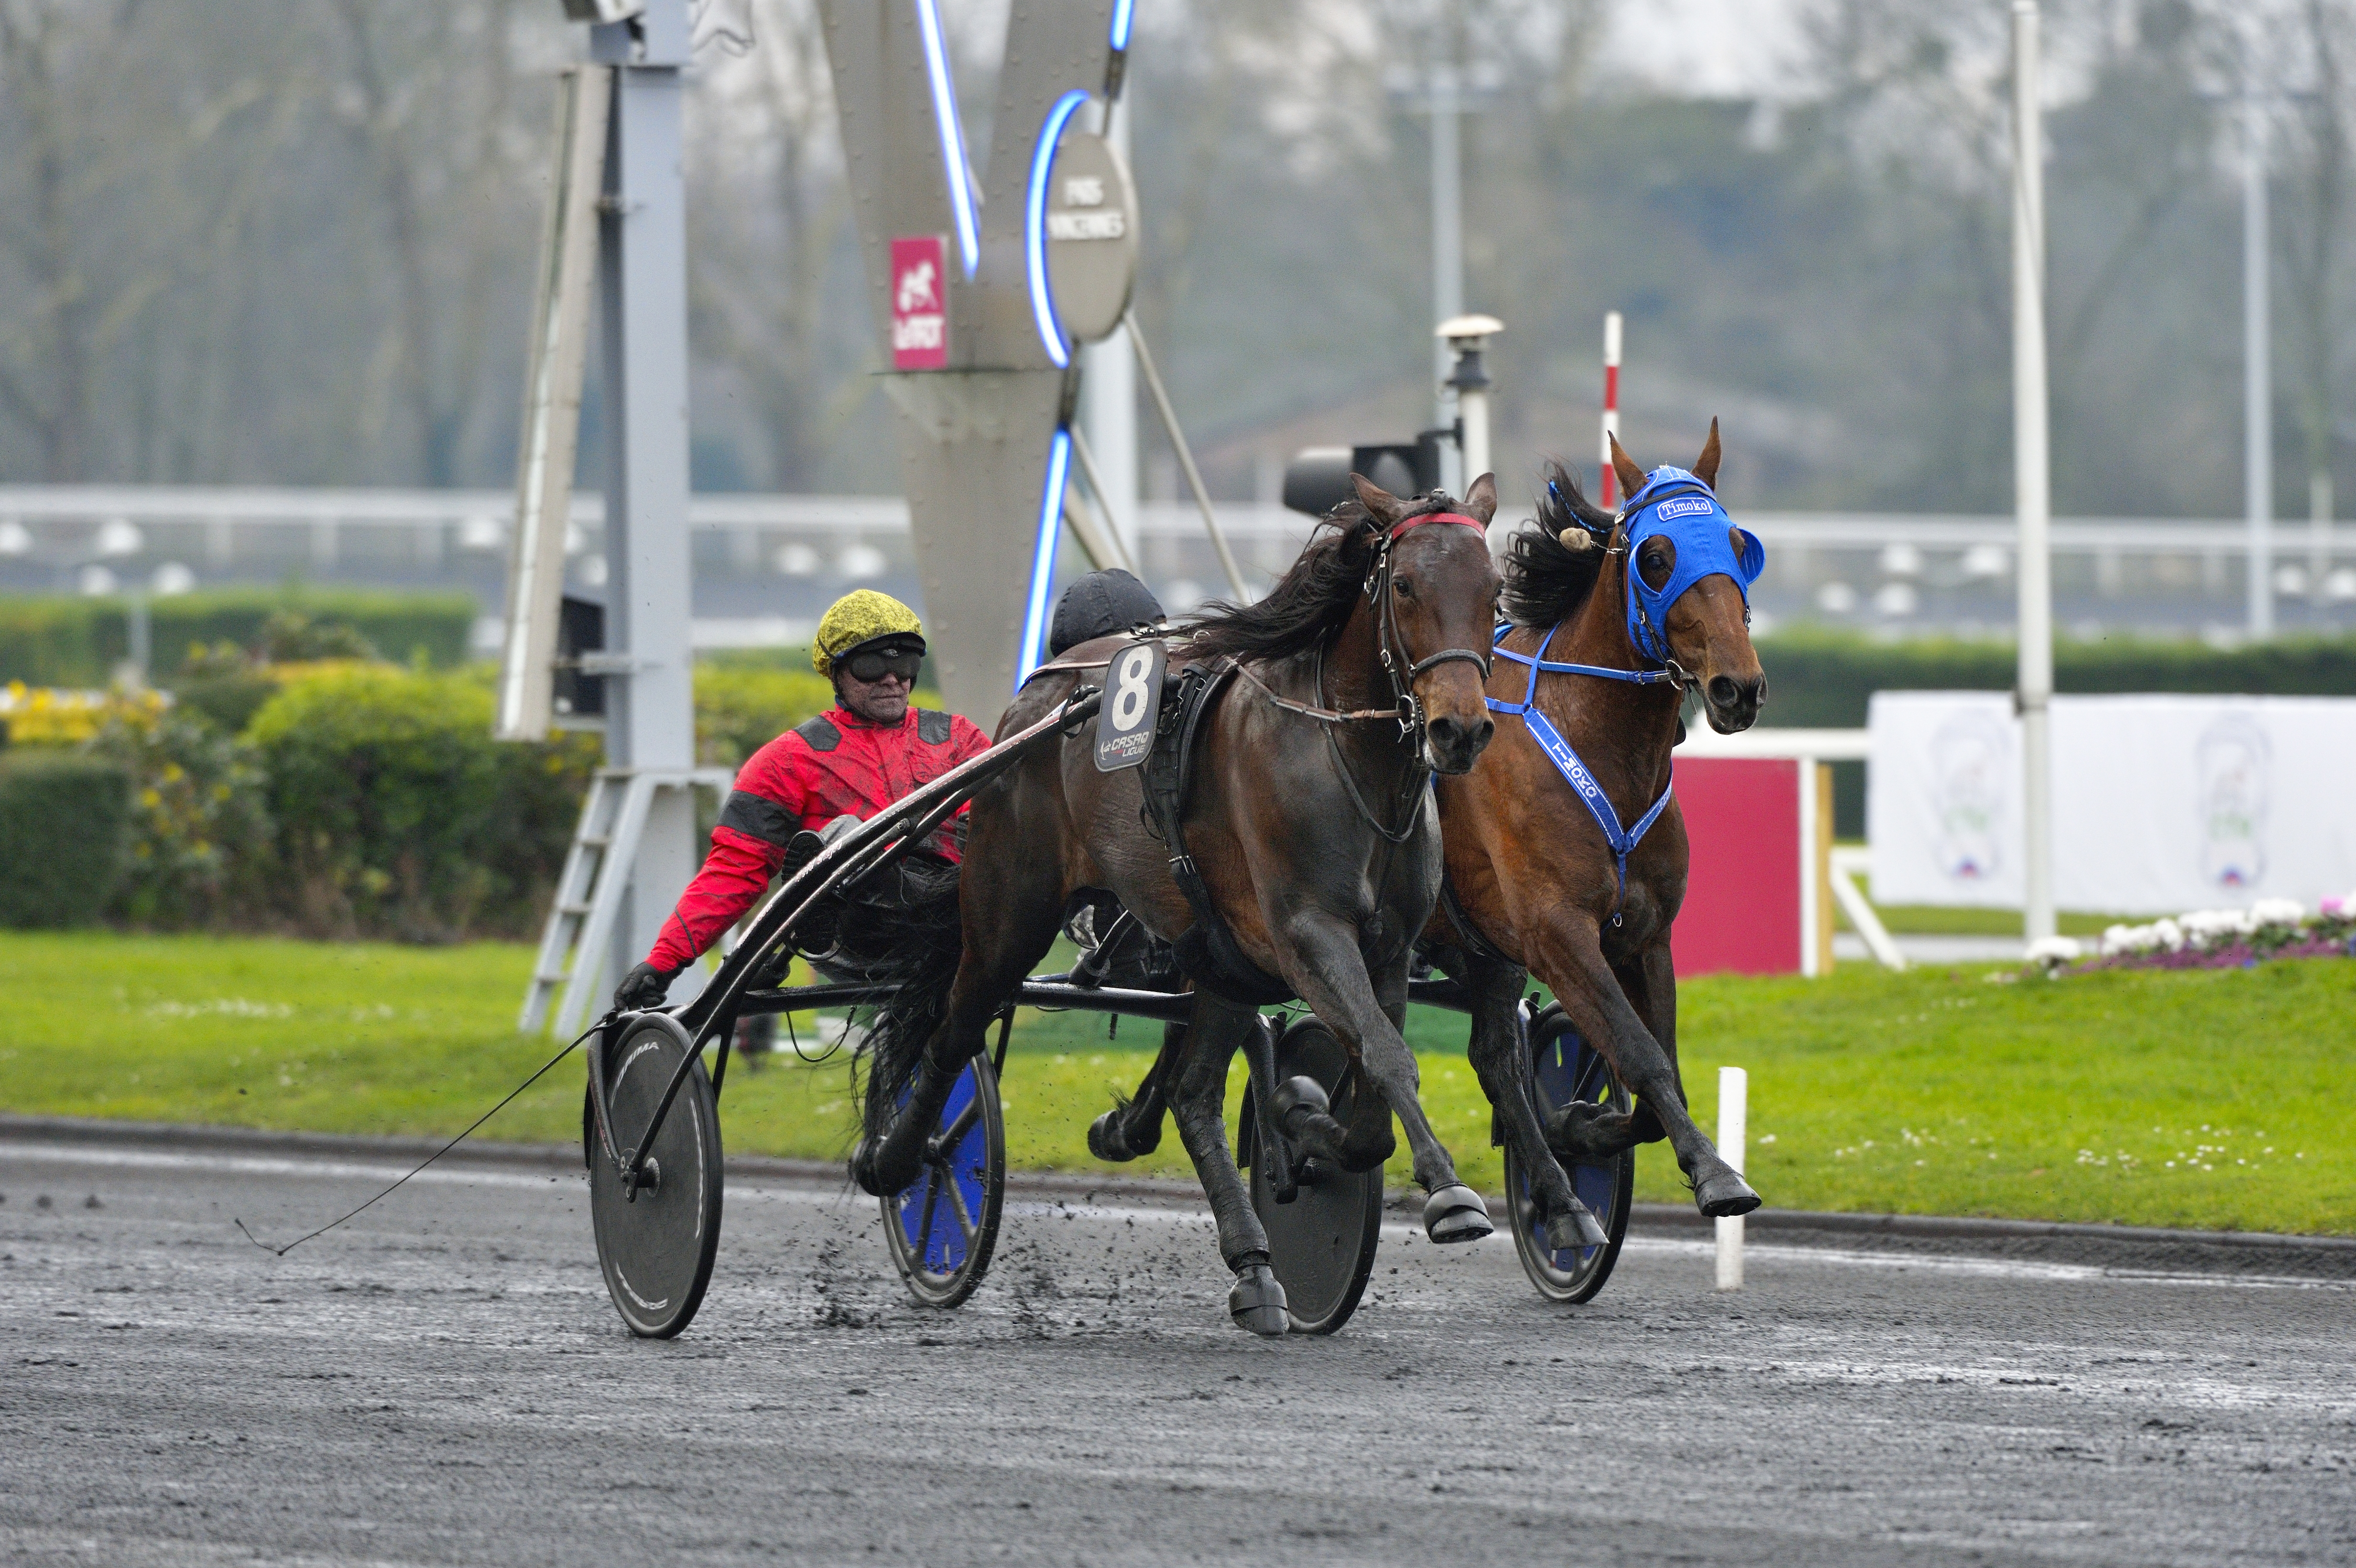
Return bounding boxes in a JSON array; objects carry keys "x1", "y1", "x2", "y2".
[{"x1": 2, "y1": 0, "x2": 2354, "y2": 524}]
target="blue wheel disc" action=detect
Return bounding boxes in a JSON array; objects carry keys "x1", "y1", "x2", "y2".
[
  {"x1": 1505, "y1": 1011, "x2": 1634, "y2": 1304},
  {"x1": 881, "y1": 1054, "x2": 1004, "y2": 1307}
]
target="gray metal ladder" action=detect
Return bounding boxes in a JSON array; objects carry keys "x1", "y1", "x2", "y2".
[{"x1": 521, "y1": 766, "x2": 735, "y2": 1036}]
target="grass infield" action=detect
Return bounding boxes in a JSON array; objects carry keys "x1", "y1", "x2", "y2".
[{"x1": 1, "y1": 932, "x2": 2348, "y2": 1236}]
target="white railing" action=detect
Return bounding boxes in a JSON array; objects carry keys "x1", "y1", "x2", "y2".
[
  {"x1": 4, "y1": 487, "x2": 2352, "y2": 624},
  {"x1": 6, "y1": 483, "x2": 2356, "y2": 552}
]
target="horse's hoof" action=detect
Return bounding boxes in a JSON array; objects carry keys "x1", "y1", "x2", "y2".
[
  {"x1": 1270, "y1": 1075, "x2": 1329, "y2": 1136},
  {"x1": 848, "y1": 1137, "x2": 885, "y2": 1197},
  {"x1": 1545, "y1": 1202, "x2": 1608, "y2": 1252},
  {"x1": 1695, "y1": 1169, "x2": 1762, "y2": 1218},
  {"x1": 1087, "y1": 1110, "x2": 1136, "y2": 1164},
  {"x1": 1227, "y1": 1264, "x2": 1289, "y2": 1336},
  {"x1": 851, "y1": 1133, "x2": 923, "y2": 1198},
  {"x1": 1422, "y1": 1184, "x2": 1493, "y2": 1243}
]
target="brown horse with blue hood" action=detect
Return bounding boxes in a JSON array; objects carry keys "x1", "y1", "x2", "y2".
[{"x1": 1423, "y1": 423, "x2": 1769, "y2": 1251}]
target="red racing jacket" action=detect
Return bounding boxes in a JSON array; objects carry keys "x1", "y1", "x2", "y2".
[{"x1": 645, "y1": 705, "x2": 991, "y2": 973}]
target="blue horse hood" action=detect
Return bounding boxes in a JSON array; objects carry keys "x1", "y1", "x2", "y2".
[{"x1": 1619, "y1": 465, "x2": 1764, "y2": 664}]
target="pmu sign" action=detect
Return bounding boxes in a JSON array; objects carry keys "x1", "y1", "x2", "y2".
[{"x1": 890, "y1": 234, "x2": 949, "y2": 370}]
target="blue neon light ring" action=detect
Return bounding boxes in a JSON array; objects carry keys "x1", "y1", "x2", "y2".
[
  {"x1": 1110, "y1": 0, "x2": 1135, "y2": 50},
  {"x1": 914, "y1": 0, "x2": 981, "y2": 278},
  {"x1": 1018, "y1": 427, "x2": 1074, "y2": 687},
  {"x1": 1025, "y1": 88, "x2": 1093, "y2": 370}
]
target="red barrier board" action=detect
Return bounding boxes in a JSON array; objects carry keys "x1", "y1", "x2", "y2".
[{"x1": 1670, "y1": 757, "x2": 1805, "y2": 977}]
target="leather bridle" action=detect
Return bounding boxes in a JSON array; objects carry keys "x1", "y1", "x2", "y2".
[
  {"x1": 1365, "y1": 509, "x2": 1495, "y2": 740},
  {"x1": 1223, "y1": 507, "x2": 1495, "y2": 844}
]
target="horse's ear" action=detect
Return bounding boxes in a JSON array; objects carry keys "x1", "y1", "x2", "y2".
[
  {"x1": 1350, "y1": 472, "x2": 1407, "y2": 525},
  {"x1": 1608, "y1": 434, "x2": 1646, "y2": 505},
  {"x1": 1462, "y1": 472, "x2": 1497, "y2": 525},
  {"x1": 1694, "y1": 417, "x2": 1722, "y2": 490}
]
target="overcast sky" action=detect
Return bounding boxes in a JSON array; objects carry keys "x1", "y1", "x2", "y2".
[{"x1": 1599, "y1": 0, "x2": 1809, "y2": 98}]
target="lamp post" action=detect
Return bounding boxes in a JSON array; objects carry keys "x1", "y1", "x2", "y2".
[
  {"x1": 2011, "y1": 0, "x2": 2055, "y2": 947},
  {"x1": 2243, "y1": 79, "x2": 2275, "y2": 639}
]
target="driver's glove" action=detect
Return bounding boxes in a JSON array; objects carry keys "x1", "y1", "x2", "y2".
[{"x1": 613, "y1": 961, "x2": 677, "y2": 1014}]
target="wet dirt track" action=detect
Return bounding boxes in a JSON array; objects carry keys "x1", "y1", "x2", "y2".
[{"x1": 3, "y1": 1136, "x2": 2351, "y2": 1568}]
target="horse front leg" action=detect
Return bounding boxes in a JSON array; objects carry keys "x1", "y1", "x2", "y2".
[
  {"x1": 1165, "y1": 992, "x2": 1287, "y2": 1334},
  {"x1": 1526, "y1": 915, "x2": 1757, "y2": 1218},
  {"x1": 1447, "y1": 945, "x2": 1610, "y2": 1251},
  {"x1": 1277, "y1": 915, "x2": 1492, "y2": 1244}
]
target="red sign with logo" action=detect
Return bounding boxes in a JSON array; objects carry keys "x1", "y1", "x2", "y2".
[{"x1": 889, "y1": 235, "x2": 949, "y2": 370}]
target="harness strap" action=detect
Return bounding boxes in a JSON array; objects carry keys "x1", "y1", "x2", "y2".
[
  {"x1": 1228, "y1": 658, "x2": 1407, "y2": 724},
  {"x1": 1141, "y1": 662, "x2": 1297, "y2": 1006},
  {"x1": 1483, "y1": 622, "x2": 1673, "y2": 920},
  {"x1": 1435, "y1": 877, "x2": 1518, "y2": 971}
]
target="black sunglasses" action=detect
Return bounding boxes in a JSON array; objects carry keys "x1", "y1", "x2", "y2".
[{"x1": 841, "y1": 645, "x2": 924, "y2": 684}]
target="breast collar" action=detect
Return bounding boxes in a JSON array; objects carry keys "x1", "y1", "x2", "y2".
[{"x1": 1486, "y1": 621, "x2": 1674, "y2": 925}]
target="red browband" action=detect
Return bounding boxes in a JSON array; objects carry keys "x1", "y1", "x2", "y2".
[{"x1": 1389, "y1": 511, "x2": 1487, "y2": 539}]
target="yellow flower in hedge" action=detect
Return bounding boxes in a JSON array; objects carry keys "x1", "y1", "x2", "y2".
[{"x1": 0, "y1": 682, "x2": 159, "y2": 745}]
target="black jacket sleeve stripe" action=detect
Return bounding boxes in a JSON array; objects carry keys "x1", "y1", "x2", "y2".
[{"x1": 719, "y1": 789, "x2": 798, "y2": 847}]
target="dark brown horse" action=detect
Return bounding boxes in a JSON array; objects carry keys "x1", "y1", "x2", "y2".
[
  {"x1": 853, "y1": 477, "x2": 1508, "y2": 1334},
  {"x1": 1422, "y1": 425, "x2": 1766, "y2": 1241}
]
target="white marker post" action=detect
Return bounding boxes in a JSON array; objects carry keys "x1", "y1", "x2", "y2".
[
  {"x1": 1599, "y1": 311, "x2": 1624, "y2": 507},
  {"x1": 1715, "y1": 1066, "x2": 1747, "y2": 1291}
]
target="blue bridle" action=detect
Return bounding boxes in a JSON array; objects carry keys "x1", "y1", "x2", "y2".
[{"x1": 1483, "y1": 467, "x2": 1766, "y2": 921}]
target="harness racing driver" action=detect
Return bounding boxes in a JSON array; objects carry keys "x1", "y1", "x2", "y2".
[{"x1": 612, "y1": 590, "x2": 991, "y2": 1013}]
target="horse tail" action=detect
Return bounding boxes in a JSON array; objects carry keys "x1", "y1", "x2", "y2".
[{"x1": 846, "y1": 859, "x2": 966, "y2": 1139}]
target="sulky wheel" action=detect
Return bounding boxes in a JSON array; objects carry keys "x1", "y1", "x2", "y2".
[
  {"x1": 1248, "y1": 1017, "x2": 1384, "y2": 1335},
  {"x1": 1504, "y1": 1006, "x2": 1634, "y2": 1304},
  {"x1": 880, "y1": 1053, "x2": 1005, "y2": 1308},
  {"x1": 584, "y1": 1012, "x2": 725, "y2": 1339}
]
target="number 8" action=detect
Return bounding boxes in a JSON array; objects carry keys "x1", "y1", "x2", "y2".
[{"x1": 1112, "y1": 647, "x2": 1151, "y2": 731}]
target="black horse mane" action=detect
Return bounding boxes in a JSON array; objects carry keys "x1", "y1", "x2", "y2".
[
  {"x1": 1502, "y1": 459, "x2": 1618, "y2": 630},
  {"x1": 1180, "y1": 491, "x2": 1454, "y2": 662}
]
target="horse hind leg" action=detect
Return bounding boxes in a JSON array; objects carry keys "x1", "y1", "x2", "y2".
[
  {"x1": 1089, "y1": 1020, "x2": 1182, "y2": 1162},
  {"x1": 1167, "y1": 995, "x2": 1286, "y2": 1335},
  {"x1": 855, "y1": 838, "x2": 1066, "y2": 1197},
  {"x1": 1455, "y1": 960, "x2": 1608, "y2": 1251}
]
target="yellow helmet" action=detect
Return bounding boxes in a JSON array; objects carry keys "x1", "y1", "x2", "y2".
[{"x1": 812, "y1": 590, "x2": 924, "y2": 677}]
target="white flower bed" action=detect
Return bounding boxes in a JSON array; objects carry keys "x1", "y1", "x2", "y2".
[{"x1": 2012, "y1": 892, "x2": 2356, "y2": 974}]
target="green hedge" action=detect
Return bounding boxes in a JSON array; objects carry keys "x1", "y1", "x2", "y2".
[
  {"x1": 246, "y1": 666, "x2": 596, "y2": 941},
  {"x1": 1751, "y1": 628, "x2": 2356, "y2": 729},
  {"x1": 0, "y1": 589, "x2": 479, "y2": 687},
  {"x1": 695, "y1": 666, "x2": 839, "y2": 766},
  {"x1": 0, "y1": 751, "x2": 131, "y2": 927}
]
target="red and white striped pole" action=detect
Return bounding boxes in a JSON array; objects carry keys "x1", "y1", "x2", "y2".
[{"x1": 1599, "y1": 310, "x2": 1624, "y2": 508}]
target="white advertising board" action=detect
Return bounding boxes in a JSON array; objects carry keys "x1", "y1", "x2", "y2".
[{"x1": 1869, "y1": 692, "x2": 2356, "y2": 914}]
